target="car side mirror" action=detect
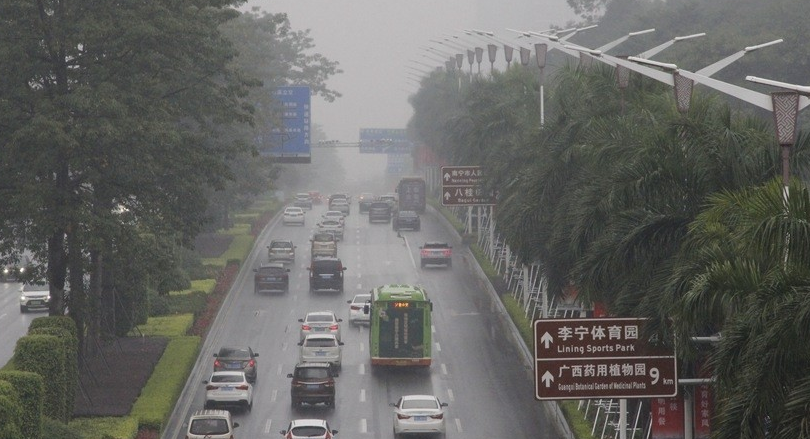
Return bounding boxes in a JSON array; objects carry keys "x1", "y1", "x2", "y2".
[
  {"x1": 346, "y1": 300, "x2": 352, "y2": 303},
  {"x1": 286, "y1": 373, "x2": 293, "y2": 378},
  {"x1": 254, "y1": 353, "x2": 259, "y2": 357},
  {"x1": 298, "y1": 318, "x2": 304, "y2": 322},
  {"x1": 285, "y1": 268, "x2": 290, "y2": 272},
  {"x1": 233, "y1": 422, "x2": 239, "y2": 428},
  {"x1": 297, "y1": 341, "x2": 303, "y2": 346},
  {"x1": 363, "y1": 304, "x2": 370, "y2": 314},
  {"x1": 342, "y1": 267, "x2": 347, "y2": 271},
  {"x1": 213, "y1": 353, "x2": 218, "y2": 357},
  {"x1": 202, "y1": 380, "x2": 209, "y2": 384},
  {"x1": 337, "y1": 318, "x2": 343, "y2": 322},
  {"x1": 441, "y1": 402, "x2": 449, "y2": 407},
  {"x1": 306, "y1": 267, "x2": 311, "y2": 271},
  {"x1": 389, "y1": 402, "x2": 397, "y2": 407},
  {"x1": 332, "y1": 430, "x2": 338, "y2": 435},
  {"x1": 339, "y1": 342, "x2": 344, "y2": 346},
  {"x1": 280, "y1": 430, "x2": 287, "y2": 435}
]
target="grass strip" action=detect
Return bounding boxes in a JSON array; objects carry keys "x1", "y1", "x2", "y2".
[
  {"x1": 130, "y1": 336, "x2": 200, "y2": 431},
  {"x1": 169, "y1": 279, "x2": 216, "y2": 296},
  {"x1": 136, "y1": 315, "x2": 194, "y2": 337},
  {"x1": 69, "y1": 416, "x2": 139, "y2": 439},
  {"x1": 201, "y1": 234, "x2": 254, "y2": 267}
]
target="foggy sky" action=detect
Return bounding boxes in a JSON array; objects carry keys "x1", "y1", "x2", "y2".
[{"x1": 249, "y1": 0, "x2": 578, "y2": 142}]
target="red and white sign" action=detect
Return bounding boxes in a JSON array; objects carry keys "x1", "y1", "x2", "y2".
[
  {"x1": 651, "y1": 396, "x2": 685, "y2": 439},
  {"x1": 693, "y1": 384, "x2": 712, "y2": 439}
]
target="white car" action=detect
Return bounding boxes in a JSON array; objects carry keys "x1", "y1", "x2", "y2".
[
  {"x1": 20, "y1": 283, "x2": 50, "y2": 313},
  {"x1": 390, "y1": 394, "x2": 448, "y2": 437},
  {"x1": 280, "y1": 419, "x2": 338, "y2": 439},
  {"x1": 346, "y1": 293, "x2": 371, "y2": 325},
  {"x1": 298, "y1": 334, "x2": 343, "y2": 368},
  {"x1": 321, "y1": 210, "x2": 345, "y2": 225},
  {"x1": 203, "y1": 371, "x2": 253, "y2": 412},
  {"x1": 317, "y1": 219, "x2": 344, "y2": 240},
  {"x1": 186, "y1": 409, "x2": 239, "y2": 439},
  {"x1": 299, "y1": 311, "x2": 342, "y2": 342},
  {"x1": 283, "y1": 206, "x2": 306, "y2": 226}
]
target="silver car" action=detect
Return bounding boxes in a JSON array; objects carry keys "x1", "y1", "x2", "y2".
[
  {"x1": 391, "y1": 394, "x2": 448, "y2": 437},
  {"x1": 298, "y1": 334, "x2": 343, "y2": 368},
  {"x1": 346, "y1": 293, "x2": 371, "y2": 325},
  {"x1": 283, "y1": 207, "x2": 306, "y2": 226},
  {"x1": 299, "y1": 311, "x2": 342, "y2": 342},
  {"x1": 268, "y1": 239, "x2": 296, "y2": 263}
]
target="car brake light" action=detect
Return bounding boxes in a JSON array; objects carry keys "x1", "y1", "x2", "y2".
[
  {"x1": 329, "y1": 324, "x2": 339, "y2": 330},
  {"x1": 430, "y1": 413, "x2": 444, "y2": 419},
  {"x1": 206, "y1": 385, "x2": 217, "y2": 390},
  {"x1": 236, "y1": 385, "x2": 249, "y2": 390},
  {"x1": 324, "y1": 382, "x2": 334, "y2": 387},
  {"x1": 397, "y1": 413, "x2": 411, "y2": 420},
  {"x1": 302, "y1": 324, "x2": 311, "y2": 331},
  {"x1": 248, "y1": 359, "x2": 255, "y2": 367},
  {"x1": 214, "y1": 359, "x2": 221, "y2": 368},
  {"x1": 443, "y1": 249, "x2": 452, "y2": 256},
  {"x1": 350, "y1": 305, "x2": 361, "y2": 310}
]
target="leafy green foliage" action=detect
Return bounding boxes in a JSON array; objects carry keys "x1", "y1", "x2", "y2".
[
  {"x1": 0, "y1": 381, "x2": 23, "y2": 439},
  {"x1": 69, "y1": 416, "x2": 139, "y2": 439},
  {"x1": 14, "y1": 335, "x2": 66, "y2": 422},
  {"x1": 0, "y1": 370, "x2": 45, "y2": 439},
  {"x1": 41, "y1": 417, "x2": 84, "y2": 439}
]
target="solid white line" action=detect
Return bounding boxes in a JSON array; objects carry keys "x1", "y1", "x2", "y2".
[
  {"x1": 360, "y1": 418, "x2": 368, "y2": 433},
  {"x1": 264, "y1": 419, "x2": 273, "y2": 434},
  {"x1": 447, "y1": 388, "x2": 455, "y2": 401},
  {"x1": 360, "y1": 388, "x2": 366, "y2": 402},
  {"x1": 441, "y1": 363, "x2": 448, "y2": 375},
  {"x1": 404, "y1": 235, "x2": 416, "y2": 269},
  {"x1": 455, "y1": 418, "x2": 463, "y2": 433}
]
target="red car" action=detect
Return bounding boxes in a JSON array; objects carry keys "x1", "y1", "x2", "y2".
[{"x1": 308, "y1": 191, "x2": 323, "y2": 204}]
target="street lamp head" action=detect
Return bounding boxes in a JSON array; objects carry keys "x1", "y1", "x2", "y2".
[
  {"x1": 627, "y1": 56, "x2": 678, "y2": 72},
  {"x1": 674, "y1": 32, "x2": 706, "y2": 42},
  {"x1": 628, "y1": 28, "x2": 655, "y2": 37},
  {"x1": 744, "y1": 39, "x2": 783, "y2": 53},
  {"x1": 745, "y1": 76, "x2": 810, "y2": 94},
  {"x1": 563, "y1": 44, "x2": 602, "y2": 57}
]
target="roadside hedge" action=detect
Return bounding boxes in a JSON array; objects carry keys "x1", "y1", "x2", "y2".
[
  {"x1": 0, "y1": 370, "x2": 44, "y2": 439},
  {"x1": 130, "y1": 336, "x2": 200, "y2": 430},
  {"x1": 28, "y1": 326, "x2": 78, "y2": 422},
  {"x1": 69, "y1": 416, "x2": 138, "y2": 439},
  {"x1": 147, "y1": 289, "x2": 207, "y2": 316},
  {"x1": 41, "y1": 417, "x2": 83, "y2": 439},
  {"x1": 0, "y1": 380, "x2": 22, "y2": 439},
  {"x1": 14, "y1": 335, "x2": 67, "y2": 422}
]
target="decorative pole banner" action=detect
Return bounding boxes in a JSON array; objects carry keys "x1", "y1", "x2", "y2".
[
  {"x1": 616, "y1": 64, "x2": 631, "y2": 89},
  {"x1": 455, "y1": 53, "x2": 464, "y2": 70},
  {"x1": 673, "y1": 72, "x2": 694, "y2": 114},
  {"x1": 487, "y1": 44, "x2": 498, "y2": 64},
  {"x1": 519, "y1": 47, "x2": 531, "y2": 66},
  {"x1": 504, "y1": 45, "x2": 514, "y2": 65},
  {"x1": 772, "y1": 91, "x2": 800, "y2": 146}
]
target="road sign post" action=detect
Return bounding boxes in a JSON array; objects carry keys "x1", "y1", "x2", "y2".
[
  {"x1": 440, "y1": 165, "x2": 496, "y2": 206},
  {"x1": 534, "y1": 318, "x2": 677, "y2": 400}
]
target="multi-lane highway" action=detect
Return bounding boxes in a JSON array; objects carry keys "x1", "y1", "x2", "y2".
[
  {"x1": 0, "y1": 281, "x2": 43, "y2": 365},
  {"x1": 162, "y1": 166, "x2": 565, "y2": 438}
]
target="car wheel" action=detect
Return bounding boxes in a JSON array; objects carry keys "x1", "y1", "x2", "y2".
[
  {"x1": 204, "y1": 401, "x2": 211, "y2": 409},
  {"x1": 20, "y1": 305, "x2": 27, "y2": 313},
  {"x1": 291, "y1": 398, "x2": 299, "y2": 408},
  {"x1": 247, "y1": 401, "x2": 252, "y2": 412},
  {"x1": 328, "y1": 397, "x2": 335, "y2": 407},
  {"x1": 447, "y1": 260, "x2": 452, "y2": 268},
  {"x1": 420, "y1": 261, "x2": 425, "y2": 268},
  {"x1": 415, "y1": 225, "x2": 421, "y2": 231}
]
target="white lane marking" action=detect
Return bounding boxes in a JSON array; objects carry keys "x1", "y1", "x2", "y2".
[
  {"x1": 360, "y1": 388, "x2": 366, "y2": 402},
  {"x1": 264, "y1": 419, "x2": 273, "y2": 434},
  {"x1": 455, "y1": 418, "x2": 463, "y2": 433},
  {"x1": 276, "y1": 364, "x2": 283, "y2": 376},
  {"x1": 403, "y1": 235, "x2": 416, "y2": 269},
  {"x1": 447, "y1": 388, "x2": 455, "y2": 402},
  {"x1": 271, "y1": 389, "x2": 278, "y2": 402},
  {"x1": 360, "y1": 418, "x2": 368, "y2": 433},
  {"x1": 441, "y1": 363, "x2": 448, "y2": 375},
  {"x1": 360, "y1": 342, "x2": 365, "y2": 352},
  {"x1": 281, "y1": 342, "x2": 288, "y2": 352},
  {"x1": 356, "y1": 283, "x2": 362, "y2": 290},
  {"x1": 0, "y1": 313, "x2": 6, "y2": 320},
  {"x1": 435, "y1": 342, "x2": 441, "y2": 352},
  {"x1": 359, "y1": 363, "x2": 365, "y2": 375},
  {"x1": 431, "y1": 324, "x2": 436, "y2": 333}
]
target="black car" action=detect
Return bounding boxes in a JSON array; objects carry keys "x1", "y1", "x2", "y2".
[
  {"x1": 308, "y1": 257, "x2": 346, "y2": 292},
  {"x1": 213, "y1": 346, "x2": 259, "y2": 384},
  {"x1": 287, "y1": 362, "x2": 338, "y2": 407},
  {"x1": 368, "y1": 201, "x2": 392, "y2": 223},
  {"x1": 358, "y1": 192, "x2": 375, "y2": 213},
  {"x1": 393, "y1": 210, "x2": 421, "y2": 231},
  {"x1": 253, "y1": 263, "x2": 290, "y2": 294},
  {"x1": 419, "y1": 242, "x2": 453, "y2": 268}
]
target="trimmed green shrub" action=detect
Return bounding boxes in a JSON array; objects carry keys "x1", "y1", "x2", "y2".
[
  {"x1": 28, "y1": 315, "x2": 78, "y2": 339},
  {"x1": 14, "y1": 335, "x2": 66, "y2": 422},
  {"x1": 169, "y1": 278, "x2": 216, "y2": 296},
  {"x1": 41, "y1": 417, "x2": 83, "y2": 439},
  {"x1": 130, "y1": 336, "x2": 200, "y2": 430},
  {"x1": 0, "y1": 370, "x2": 44, "y2": 439},
  {"x1": 147, "y1": 290, "x2": 207, "y2": 316},
  {"x1": 69, "y1": 416, "x2": 139, "y2": 439},
  {"x1": 28, "y1": 326, "x2": 78, "y2": 422},
  {"x1": 136, "y1": 314, "x2": 194, "y2": 337},
  {"x1": 0, "y1": 380, "x2": 22, "y2": 439}
]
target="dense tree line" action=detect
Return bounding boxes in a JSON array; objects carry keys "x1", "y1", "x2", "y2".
[
  {"x1": 0, "y1": 1, "x2": 339, "y2": 357},
  {"x1": 407, "y1": 1, "x2": 810, "y2": 434}
]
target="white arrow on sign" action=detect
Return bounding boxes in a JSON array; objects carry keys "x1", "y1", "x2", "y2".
[
  {"x1": 541, "y1": 332, "x2": 554, "y2": 349},
  {"x1": 444, "y1": 192, "x2": 451, "y2": 200},
  {"x1": 542, "y1": 371, "x2": 554, "y2": 387},
  {"x1": 444, "y1": 172, "x2": 451, "y2": 181}
]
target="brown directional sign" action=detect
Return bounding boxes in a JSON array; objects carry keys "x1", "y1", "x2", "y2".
[
  {"x1": 441, "y1": 166, "x2": 497, "y2": 206},
  {"x1": 534, "y1": 318, "x2": 677, "y2": 400}
]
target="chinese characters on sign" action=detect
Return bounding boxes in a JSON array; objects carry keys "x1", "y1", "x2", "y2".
[
  {"x1": 534, "y1": 318, "x2": 677, "y2": 400},
  {"x1": 358, "y1": 128, "x2": 414, "y2": 155},
  {"x1": 441, "y1": 166, "x2": 497, "y2": 206},
  {"x1": 261, "y1": 86, "x2": 311, "y2": 163}
]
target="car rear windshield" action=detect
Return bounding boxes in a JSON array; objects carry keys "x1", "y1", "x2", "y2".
[
  {"x1": 218, "y1": 347, "x2": 250, "y2": 358},
  {"x1": 211, "y1": 374, "x2": 244, "y2": 383},
  {"x1": 190, "y1": 419, "x2": 229, "y2": 435},
  {"x1": 291, "y1": 427, "x2": 327, "y2": 436},
  {"x1": 402, "y1": 399, "x2": 439, "y2": 409},
  {"x1": 307, "y1": 314, "x2": 334, "y2": 322},
  {"x1": 258, "y1": 267, "x2": 285, "y2": 275},
  {"x1": 313, "y1": 233, "x2": 335, "y2": 242},
  {"x1": 313, "y1": 261, "x2": 342, "y2": 271},
  {"x1": 271, "y1": 242, "x2": 293, "y2": 248},
  {"x1": 296, "y1": 367, "x2": 330, "y2": 379},
  {"x1": 304, "y1": 338, "x2": 337, "y2": 347},
  {"x1": 424, "y1": 243, "x2": 449, "y2": 249}
]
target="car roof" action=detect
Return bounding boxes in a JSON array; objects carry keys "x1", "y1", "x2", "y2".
[
  {"x1": 290, "y1": 419, "x2": 329, "y2": 427},
  {"x1": 190, "y1": 409, "x2": 231, "y2": 419},
  {"x1": 22, "y1": 283, "x2": 49, "y2": 292},
  {"x1": 303, "y1": 333, "x2": 338, "y2": 340},
  {"x1": 423, "y1": 241, "x2": 449, "y2": 246},
  {"x1": 296, "y1": 192, "x2": 310, "y2": 196},
  {"x1": 324, "y1": 210, "x2": 343, "y2": 215},
  {"x1": 352, "y1": 293, "x2": 371, "y2": 300},
  {"x1": 294, "y1": 361, "x2": 333, "y2": 369},
  {"x1": 210, "y1": 371, "x2": 247, "y2": 378},
  {"x1": 306, "y1": 310, "x2": 337, "y2": 317},
  {"x1": 285, "y1": 206, "x2": 303, "y2": 211},
  {"x1": 401, "y1": 394, "x2": 439, "y2": 401},
  {"x1": 398, "y1": 210, "x2": 418, "y2": 215},
  {"x1": 271, "y1": 239, "x2": 294, "y2": 244}
]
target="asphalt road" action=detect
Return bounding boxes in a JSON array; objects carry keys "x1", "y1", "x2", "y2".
[
  {"x1": 162, "y1": 169, "x2": 565, "y2": 438},
  {"x1": 0, "y1": 281, "x2": 46, "y2": 366}
]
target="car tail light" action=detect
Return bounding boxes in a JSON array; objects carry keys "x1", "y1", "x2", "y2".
[
  {"x1": 329, "y1": 324, "x2": 339, "y2": 330},
  {"x1": 430, "y1": 413, "x2": 444, "y2": 420},
  {"x1": 350, "y1": 305, "x2": 361, "y2": 310},
  {"x1": 324, "y1": 381, "x2": 334, "y2": 387},
  {"x1": 206, "y1": 385, "x2": 217, "y2": 390},
  {"x1": 443, "y1": 249, "x2": 452, "y2": 257},
  {"x1": 236, "y1": 385, "x2": 249, "y2": 390},
  {"x1": 248, "y1": 359, "x2": 255, "y2": 367},
  {"x1": 302, "y1": 324, "x2": 312, "y2": 331},
  {"x1": 214, "y1": 359, "x2": 221, "y2": 368},
  {"x1": 397, "y1": 413, "x2": 411, "y2": 420},
  {"x1": 420, "y1": 249, "x2": 429, "y2": 256}
]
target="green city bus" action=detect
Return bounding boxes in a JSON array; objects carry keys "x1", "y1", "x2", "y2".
[{"x1": 368, "y1": 284, "x2": 433, "y2": 367}]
